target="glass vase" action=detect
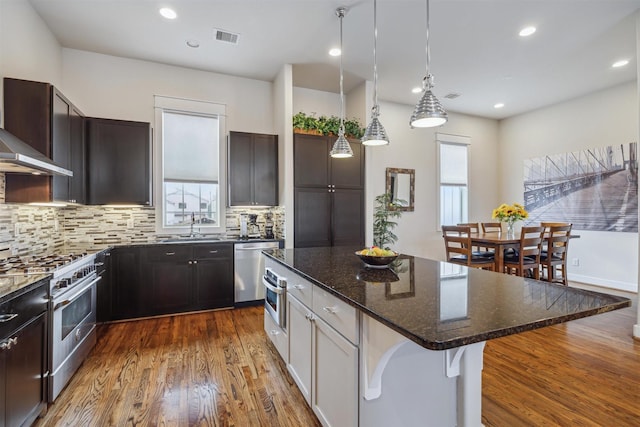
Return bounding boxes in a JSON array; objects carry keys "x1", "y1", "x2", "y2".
[{"x1": 506, "y1": 221, "x2": 515, "y2": 237}]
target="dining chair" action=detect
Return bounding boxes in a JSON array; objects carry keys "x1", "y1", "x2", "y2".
[
  {"x1": 503, "y1": 226, "x2": 545, "y2": 279},
  {"x1": 458, "y1": 222, "x2": 494, "y2": 258},
  {"x1": 481, "y1": 222, "x2": 502, "y2": 233},
  {"x1": 442, "y1": 225, "x2": 495, "y2": 271},
  {"x1": 540, "y1": 223, "x2": 572, "y2": 285}
]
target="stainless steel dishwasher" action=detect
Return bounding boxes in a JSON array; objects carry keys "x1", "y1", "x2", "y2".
[{"x1": 234, "y1": 241, "x2": 280, "y2": 304}]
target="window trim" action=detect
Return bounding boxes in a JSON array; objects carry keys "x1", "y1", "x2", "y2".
[
  {"x1": 436, "y1": 133, "x2": 471, "y2": 230},
  {"x1": 153, "y1": 95, "x2": 227, "y2": 235}
]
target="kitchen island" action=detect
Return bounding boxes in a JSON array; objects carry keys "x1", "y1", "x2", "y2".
[{"x1": 263, "y1": 247, "x2": 630, "y2": 427}]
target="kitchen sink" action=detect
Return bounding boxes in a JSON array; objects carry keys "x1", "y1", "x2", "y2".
[{"x1": 160, "y1": 235, "x2": 224, "y2": 243}]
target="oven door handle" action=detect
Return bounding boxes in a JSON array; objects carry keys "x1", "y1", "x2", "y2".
[
  {"x1": 262, "y1": 277, "x2": 284, "y2": 295},
  {"x1": 53, "y1": 276, "x2": 101, "y2": 311}
]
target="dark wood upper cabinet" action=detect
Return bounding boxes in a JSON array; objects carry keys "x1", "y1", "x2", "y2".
[
  {"x1": 228, "y1": 131, "x2": 278, "y2": 206},
  {"x1": 3, "y1": 78, "x2": 85, "y2": 203},
  {"x1": 293, "y1": 133, "x2": 365, "y2": 248},
  {"x1": 86, "y1": 118, "x2": 151, "y2": 205}
]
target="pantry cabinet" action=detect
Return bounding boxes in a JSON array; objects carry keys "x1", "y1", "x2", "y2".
[{"x1": 293, "y1": 133, "x2": 364, "y2": 248}]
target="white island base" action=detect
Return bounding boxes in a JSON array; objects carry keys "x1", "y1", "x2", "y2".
[{"x1": 360, "y1": 314, "x2": 486, "y2": 427}]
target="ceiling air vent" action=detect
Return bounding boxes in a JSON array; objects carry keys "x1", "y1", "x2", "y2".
[
  {"x1": 444, "y1": 93, "x2": 461, "y2": 100},
  {"x1": 214, "y1": 28, "x2": 239, "y2": 44}
]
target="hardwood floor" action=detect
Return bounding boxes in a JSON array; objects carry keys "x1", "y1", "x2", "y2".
[
  {"x1": 36, "y1": 294, "x2": 639, "y2": 426},
  {"x1": 36, "y1": 307, "x2": 320, "y2": 427}
]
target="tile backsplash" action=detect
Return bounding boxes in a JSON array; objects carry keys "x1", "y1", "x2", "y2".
[{"x1": 0, "y1": 173, "x2": 285, "y2": 256}]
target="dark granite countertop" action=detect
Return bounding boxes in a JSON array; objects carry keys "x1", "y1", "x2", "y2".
[
  {"x1": 263, "y1": 246, "x2": 631, "y2": 351},
  {"x1": 0, "y1": 274, "x2": 50, "y2": 304}
]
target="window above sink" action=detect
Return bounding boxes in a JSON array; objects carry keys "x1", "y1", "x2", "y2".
[{"x1": 153, "y1": 96, "x2": 227, "y2": 235}]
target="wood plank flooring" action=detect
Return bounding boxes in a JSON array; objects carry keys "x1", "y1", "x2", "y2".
[
  {"x1": 36, "y1": 293, "x2": 639, "y2": 426},
  {"x1": 36, "y1": 307, "x2": 320, "y2": 427}
]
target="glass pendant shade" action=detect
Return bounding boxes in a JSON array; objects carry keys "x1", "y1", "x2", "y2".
[
  {"x1": 330, "y1": 131, "x2": 353, "y2": 158},
  {"x1": 362, "y1": 115, "x2": 389, "y2": 146},
  {"x1": 410, "y1": 86, "x2": 448, "y2": 128}
]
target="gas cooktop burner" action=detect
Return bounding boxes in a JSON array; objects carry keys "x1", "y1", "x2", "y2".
[{"x1": 0, "y1": 253, "x2": 88, "y2": 275}]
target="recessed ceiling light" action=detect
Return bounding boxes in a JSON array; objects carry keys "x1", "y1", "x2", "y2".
[
  {"x1": 612, "y1": 59, "x2": 629, "y2": 68},
  {"x1": 494, "y1": 103, "x2": 505, "y2": 109},
  {"x1": 519, "y1": 26, "x2": 536, "y2": 37},
  {"x1": 329, "y1": 48, "x2": 341, "y2": 57},
  {"x1": 411, "y1": 87, "x2": 422, "y2": 94},
  {"x1": 159, "y1": 7, "x2": 177, "y2": 20},
  {"x1": 186, "y1": 39, "x2": 200, "y2": 48}
]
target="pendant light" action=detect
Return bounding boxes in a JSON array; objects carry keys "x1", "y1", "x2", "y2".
[
  {"x1": 410, "y1": 0, "x2": 448, "y2": 128},
  {"x1": 330, "y1": 7, "x2": 354, "y2": 158},
  {"x1": 361, "y1": 0, "x2": 389, "y2": 146}
]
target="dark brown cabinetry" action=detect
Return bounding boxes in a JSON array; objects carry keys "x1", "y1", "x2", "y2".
[
  {"x1": 3, "y1": 78, "x2": 85, "y2": 203},
  {"x1": 86, "y1": 118, "x2": 151, "y2": 205},
  {"x1": 0, "y1": 281, "x2": 48, "y2": 427},
  {"x1": 293, "y1": 134, "x2": 365, "y2": 248},
  {"x1": 109, "y1": 246, "x2": 142, "y2": 321},
  {"x1": 106, "y1": 244, "x2": 233, "y2": 321},
  {"x1": 228, "y1": 131, "x2": 278, "y2": 206},
  {"x1": 141, "y1": 243, "x2": 234, "y2": 315}
]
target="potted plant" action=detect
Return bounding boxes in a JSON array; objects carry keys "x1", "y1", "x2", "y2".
[
  {"x1": 292, "y1": 112, "x2": 365, "y2": 139},
  {"x1": 373, "y1": 193, "x2": 405, "y2": 250}
]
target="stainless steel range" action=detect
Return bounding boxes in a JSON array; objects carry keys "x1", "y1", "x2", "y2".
[
  {"x1": 47, "y1": 252, "x2": 99, "y2": 402},
  {"x1": 0, "y1": 252, "x2": 101, "y2": 402}
]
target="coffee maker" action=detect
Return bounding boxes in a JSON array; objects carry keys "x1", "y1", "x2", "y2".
[
  {"x1": 264, "y1": 212, "x2": 274, "y2": 239},
  {"x1": 239, "y1": 214, "x2": 249, "y2": 239},
  {"x1": 247, "y1": 214, "x2": 261, "y2": 239}
]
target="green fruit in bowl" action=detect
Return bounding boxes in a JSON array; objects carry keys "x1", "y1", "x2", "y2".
[{"x1": 358, "y1": 246, "x2": 396, "y2": 257}]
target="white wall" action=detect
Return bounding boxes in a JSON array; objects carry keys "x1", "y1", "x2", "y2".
[
  {"x1": 293, "y1": 87, "x2": 340, "y2": 118},
  {"x1": 0, "y1": 0, "x2": 63, "y2": 123},
  {"x1": 499, "y1": 81, "x2": 639, "y2": 292},
  {"x1": 62, "y1": 49, "x2": 274, "y2": 134},
  {"x1": 366, "y1": 101, "x2": 500, "y2": 260}
]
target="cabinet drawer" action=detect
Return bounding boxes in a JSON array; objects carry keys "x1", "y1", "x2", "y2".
[
  {"x1": 287, "y1": 273, "x2": 314, "y2": 308},
  {"x1": 193, "y1": 243, "x2": 233, "y2": 259},
  {"x1": 313, "y1": 287, "x2": 358, "y2": 345},
  {"x1": 145, "y1": 245, "x2": 190, "y2": 262},
  {"x1": 0, "y1": 282, "x2": 48, "y2": 339},
  {"x1": 264, "y1": 308, "x2": 288, "y2": 363}
]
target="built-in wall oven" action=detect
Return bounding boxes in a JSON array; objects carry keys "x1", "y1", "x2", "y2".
[
  {"x1": 49, "y1": 254, "x2": 99, "y2": 401},
  {"x1": 262, "y1": 267, "x2": 287, "y2": 329}
]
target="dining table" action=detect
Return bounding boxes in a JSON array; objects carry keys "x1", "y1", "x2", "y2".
[
  {"x1": 469, "y1": 230, "x2": 579, "y2": 273},
  {"x1": 470, "y1": 231, "x2": 520, "y2": 272}
]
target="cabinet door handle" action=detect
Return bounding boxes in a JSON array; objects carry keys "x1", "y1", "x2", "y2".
[
  {"x1": 293, "y1": 284, "x2": 304, "y2": 290},
  {"x1": 165, "y1": 252, "x2": 175, "y2": 256},
  {"x1": 322, "y1": 306, "x2": 338, "y2": 315},
  {"x1": 305, "y1": 313, "x2": 315, "y2": 321},
  {"x1": 269, "y1": 330, "x2": 280, "y2": 336},
  {"x1": 209, "y1": 250, "x2": 218, "y2": 254},
  {"x1": 193, "y1": 260, "x2": 198, "y2": 264},
  {"x1": 188, "y1": 261, "x2": 193, "y2": 265},
  {"x1": 0, "y1": 313, "x2": 18, "y2": 323},
  {"x1": 0, "y1": 337, "x2": 17, "y2": 350}
]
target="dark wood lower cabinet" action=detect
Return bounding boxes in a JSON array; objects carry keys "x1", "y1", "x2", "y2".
[
  {"x1": 107, "y1": 244, "x2": 234, "y2": 321},
  {"x1": 332, "y1": 189, "x2": 365, "y2": 247},
  {"x1": 294, "y1": 188, "x2": 332, "y2": 248},
  {"x1": 0, "y1": 282, "x2": 48, "y2": 427}
]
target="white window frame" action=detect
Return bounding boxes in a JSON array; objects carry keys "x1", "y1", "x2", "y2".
[
  {"x1": 153, "y1": 95, "x2": 227, "y2": 235},
  {"x1": 436, "y1": 133, "x2": 471, "y2": 229}
]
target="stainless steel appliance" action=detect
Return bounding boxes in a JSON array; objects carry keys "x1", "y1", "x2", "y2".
[
  {"x1": 234, "y1": 241, "x2": 279, "y2": 303},
  {"x1": 48, "y1": 253, "x2": 99, "y2": 402},
  {"x1": 247, "y1": 214, "x2": 261, "y2": 239},
  {"x1": 262, "y1": 266, "x2": 287, "y2": 328}
]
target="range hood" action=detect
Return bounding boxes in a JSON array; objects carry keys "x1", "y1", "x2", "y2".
[{"x1": 0, "y1": 128, "x2": 72, "y2": 176}]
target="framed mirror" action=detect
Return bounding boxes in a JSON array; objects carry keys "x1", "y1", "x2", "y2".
[{"x1": 385, "y1": 167, "x2": 415, "y2": 211}]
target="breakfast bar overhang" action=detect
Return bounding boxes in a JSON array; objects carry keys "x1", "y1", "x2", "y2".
[{"x1": 264, "y1": 247, "x2": 630, "y2": 427}]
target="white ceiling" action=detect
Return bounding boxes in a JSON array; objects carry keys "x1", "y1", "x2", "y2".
[{"x1": 28, "y1": 0, "x2": 640, "y2": 120}]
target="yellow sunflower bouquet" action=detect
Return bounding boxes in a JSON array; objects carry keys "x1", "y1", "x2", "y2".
[{"x1": 492, "y1": 203, "x2": 528, "y2": 228}]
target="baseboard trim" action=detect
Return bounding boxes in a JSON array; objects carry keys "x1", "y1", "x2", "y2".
[{"x1": 568, "y1": 274, "x2": 638, "y2": 293}]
